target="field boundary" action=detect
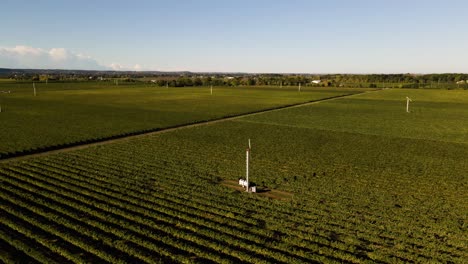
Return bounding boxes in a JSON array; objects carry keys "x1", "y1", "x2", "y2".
[{"x1": 0, "y1": 89, "x2": 380, "y2": 163}]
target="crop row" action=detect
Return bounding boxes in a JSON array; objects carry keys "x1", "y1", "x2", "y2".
[
  {"x1": 2, "y1": 166, "x2": 321, "y2": 263},
  {"x1": 3, "y1": 150, "x2": 463, "y2": 264},
  {"x1": 63, "y1": 145, "x2": 464, "y2": 256}
]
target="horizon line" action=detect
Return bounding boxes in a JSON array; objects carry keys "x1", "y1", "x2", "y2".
[{"x1": 1, "y1": 67, "x2": 467, "y2": 75}]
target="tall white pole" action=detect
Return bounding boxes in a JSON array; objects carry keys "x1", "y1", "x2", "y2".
[
  {"x1": 246, "y1": 148, "x2": 249, "y2": 192},
  {"x1": 33, "y1": 82, "x2": 36, "y2": 96},
  {"x1": 210, "y1": 85, "x2": 213, "y2": 95},
  {"x1": 298, "y1": 83, "x2": 301, "y2": 92},
  {"x1": 248, "y1": 138, "x2": 251, "y2": 149},
  {"x1": 280, "y1": 82, "x2": 282, "y2": 88},
  {"x1": 406, "y1": 97, "x2": 411, "y2": 113}
]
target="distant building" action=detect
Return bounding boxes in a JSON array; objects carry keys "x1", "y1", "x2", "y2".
[
  {"x1": 456, "y1": 80, "x2": 466, "y2": 84},
  {"x1": 311, "y1": 80, "x2": 321, "y2": 84}
]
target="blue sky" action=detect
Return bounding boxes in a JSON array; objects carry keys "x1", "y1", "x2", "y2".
[{"x1": 1, "y1": 0, "x2": 467, "y2": 73}]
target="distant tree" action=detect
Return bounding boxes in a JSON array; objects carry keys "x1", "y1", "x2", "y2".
[
  {"x1": 202, "y1": 77, "x2": 212, "y2": 86},
  {"x1": 193, "y1": 78, "x2": 203, "y2": 86},
  {"x1": 156, "y1": 80, "x2": 166, "y2": 86}
]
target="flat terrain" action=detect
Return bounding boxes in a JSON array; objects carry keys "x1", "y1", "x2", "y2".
[
  {"x1": 1, "y1": 87, "x2": 467, "y2": 263},
  {"x1": 0, "y1": 81, "x2": 365, "y2": 157}
]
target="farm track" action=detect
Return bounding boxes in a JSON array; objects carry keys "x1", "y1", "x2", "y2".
[{"x1": 0, "y1": 89, "x2": 380, "y2": 164}]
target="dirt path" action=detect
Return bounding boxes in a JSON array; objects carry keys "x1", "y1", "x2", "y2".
[{"x1": 0, "y1": 89, "x2": 380, "y2": 164}]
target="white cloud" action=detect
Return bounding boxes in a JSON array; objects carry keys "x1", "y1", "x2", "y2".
[
  {"x1": 49, "y1": 48, "x2": 69, "y2": 61},
  {"x1": 0, "y1": 45, "x2": 109, "y2": 70},
  {"x1": 0, "y1": 45, "x2": 155, "y2": 71},
  {"x1": 133, "y1": 64, "x2": 142, "y2": 71},
  {"x1": 109, "y1": 63, "x2": 124, "y2": 70},
  {"x1": 109, "y1": 63, "x2": 147, "y2": 71}
]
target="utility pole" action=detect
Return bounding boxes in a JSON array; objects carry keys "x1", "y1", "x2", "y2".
[
  {"x1": 246, "y1": 148, "x2": 250, "y2": 192},
  {"x1": 406, "y1": 97, "x2": 412, "y2": 113}
]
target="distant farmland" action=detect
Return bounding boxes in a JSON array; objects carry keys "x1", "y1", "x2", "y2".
[
  {"x1": 0, "y1": 81, "x2": 366, "y2": 158},
  {"x1": 1, "y1": 85, "x2": 467, "y2": 263}
]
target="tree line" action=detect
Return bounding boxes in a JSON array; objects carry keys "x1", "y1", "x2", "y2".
[
  {"x1": 148, "y1": 73, "x2": 468, "y2": 89},
  {"x1": 5, "y1": 71, "x2": 468, "y2": 89}
]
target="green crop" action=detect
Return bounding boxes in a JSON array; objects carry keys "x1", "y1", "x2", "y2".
[
  {"x1": 0, "y1": 81, "x2": 365, "y2": 157},
  {"x1": 1, "y1": 88, "x2": 466, "y2": 263}
]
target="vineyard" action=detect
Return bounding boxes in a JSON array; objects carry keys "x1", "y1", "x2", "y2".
[
  {"x1": 1, "y1": 88, "x2": 467, "y2": 263},
  {"x1": 0, "y1": 81, "x2": 366, "y2": 158}
]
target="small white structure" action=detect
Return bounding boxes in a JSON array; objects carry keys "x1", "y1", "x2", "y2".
[
  {"x1": 456, "y1": 80, "x2": 466, "y2": 84},
  {"x1": 239, "y1": 179, "x2": 248, "y2": 187},
  {"x1": 312, "y1": 80, "x2": 321, "y2": 84},
  {"x1": 239, "y1": 179, "x2": 256, "y2": 192}
]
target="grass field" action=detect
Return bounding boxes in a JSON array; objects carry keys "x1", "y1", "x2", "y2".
[
  {"x1": 1, "y1": 87, "x2": 467, "y2": 263},
  {"x1": 0, "y1": 81, "x2": 366, "y2": 158}
]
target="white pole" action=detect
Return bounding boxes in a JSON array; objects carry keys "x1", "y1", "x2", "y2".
[
  {"x1": 246, "y1": 148, "x2": 249, "y2": 192},
  {"x1": 248, "y1": 138, "x2": 251, "y2": 149},
  {"x1": 33, "y1": 82, "x2": 36, "y2": 96},
  {"x1": 280, "y1": 82, "x2": 282, "y2": 88},
  {"x1": 406, "y1": 97, "x2": 412, "y2": 113},
  {"x1": 210, "y1": 85, "x2": 213, "y2": 95},
  {"x1": 298, "y1": 83, "x2": 301, "y2": 92}
]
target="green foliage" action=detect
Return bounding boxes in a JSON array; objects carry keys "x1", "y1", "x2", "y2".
[
  {"x1": 0, "y1": 88, "x2": 466, "y2": 263},
  {"x1": 0, "y1": 82, "x2": 365, "y2": 157}
]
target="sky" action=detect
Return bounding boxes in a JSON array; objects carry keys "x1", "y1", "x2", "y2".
[{"x1": 1, "y1": 0, "x2": 467, "y2": 73}]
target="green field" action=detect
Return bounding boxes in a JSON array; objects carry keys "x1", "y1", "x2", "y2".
[
  {"x1": 1, "y1": 87, "x2": 467, "y2": 263},
  {"x1": 0, "y1": 81, "x2": 366, "y2": 157}
]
